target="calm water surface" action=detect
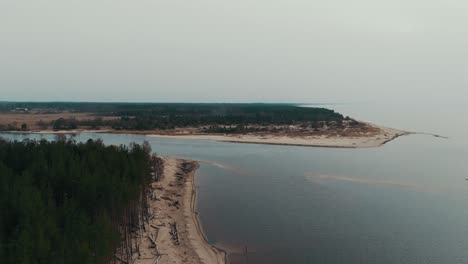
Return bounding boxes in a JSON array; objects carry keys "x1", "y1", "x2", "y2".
[{"x1": 2, "y1": 103, "x2": 467, "y2": 264}]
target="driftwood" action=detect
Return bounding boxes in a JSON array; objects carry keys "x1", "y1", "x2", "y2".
[
  {"x1": 147, "y1": 233, "x2": 157, "y2": 248},
  {"x1": 171, "y1": 200, "x2": 180, "y2": 209},
  {"x1": 169, "y1": 222, "x2": 180, "y2": 245},
  {"x1": 150, "y1": 191, "x2": 159, "y2": 201}
]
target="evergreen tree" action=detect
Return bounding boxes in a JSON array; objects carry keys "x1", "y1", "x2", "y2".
[{"x1": 0, "y1": 139, "x2": 153, "y2": 263}]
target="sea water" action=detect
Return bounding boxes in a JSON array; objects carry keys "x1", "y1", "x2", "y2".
[{"x1": 2, "y1": 102, "x2": 467, "y2": 264}]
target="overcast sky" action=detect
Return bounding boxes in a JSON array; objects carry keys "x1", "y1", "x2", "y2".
[{"x1": 1, "y1": 0, "x2": 467, "y2": 103}]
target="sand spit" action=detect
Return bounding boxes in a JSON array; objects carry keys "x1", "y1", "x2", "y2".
[
  {"x1": 133, "y1": 157, "x2": 225, "y2": 264},
  {"x1": 3, "y1": 123, "x2": 426, "y2": 149},
  {"x1": 147, "y1": 125, "x2": 410, "y2": 148}
]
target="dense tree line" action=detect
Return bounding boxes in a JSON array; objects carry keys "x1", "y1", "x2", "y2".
[
  {"x1": 0, "y1": 102, "x2": 350, "y2": 132},
  {"x1": 0, "y1": 124, "x2": 28, "y2": 132},
  {"x1": 52, "y1": 118, "x2": 78, "y2": 130},
  {"x1": 0, "y1": 138, "x2": 154, "y2": 263},
  {"x1": 109, "y1": 105, "x2": 345, "y2": 131},
  {"x1": 6, "y1": 103, "x2": 344, "y2": 131}
]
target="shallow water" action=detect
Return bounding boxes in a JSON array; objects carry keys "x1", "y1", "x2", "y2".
[{"x1": 2, "y1": 102, "x2": 467, "y2": 264}]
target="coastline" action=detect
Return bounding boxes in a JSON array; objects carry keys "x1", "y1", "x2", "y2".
[
  {"x1": 148, "y1": 125, "x2": 411, "y2": 148},
  {"x1": 133, "y1": 157, "x2": 225, "y2": 264},
  {"x1": 3, "y1": 124, "x2": 412, "y2": 148},
  {"x1": 187, "y1": 160, "x2": 227, "y2": 264}
]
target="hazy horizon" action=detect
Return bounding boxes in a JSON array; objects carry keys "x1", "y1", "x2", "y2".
[{"x1": 1, "y1": 1, "x2": 467, "y2": 103}]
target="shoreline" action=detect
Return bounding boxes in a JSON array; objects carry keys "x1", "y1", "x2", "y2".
[
  {"x1": 145, "y1": 124, "x2": 411, "y2": 148},
  {"x1": 133, "y1": 157, "x2": 225, "y2": 264},
  {"x1": 2, "y1": 124, "x2": 414, "y2": 148},
  {"x1": 188, "y1": 161, "x2": 228, "y2": 264}
]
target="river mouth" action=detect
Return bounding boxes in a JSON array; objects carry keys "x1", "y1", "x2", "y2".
[{"x1": 1, "y1": 129, "x2": 468, "y2": 264}]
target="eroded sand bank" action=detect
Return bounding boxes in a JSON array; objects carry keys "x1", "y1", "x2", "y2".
[{"x1": 134, "y1": 157, "x2": 225, "y2": 264}]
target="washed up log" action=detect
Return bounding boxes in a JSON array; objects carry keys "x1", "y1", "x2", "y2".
[
  {"x1": 171, "y1": 200, "x2": 180, "y2": 209},
  {"x1": 169, "y1": 222, "x2": 180, "y2": 245},
  {"x1": 147, "y1": 233, "x2": 157, "y2": 248}
]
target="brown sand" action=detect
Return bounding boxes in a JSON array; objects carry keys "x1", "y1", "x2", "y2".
[
  {"x1": 147, "y1": 125, "x2": 410, "y2": 148},
  {"x1": 133, "y1": 157, "x2": 225, "y2": 264},
  {"x1": 0, "y1": 112, "x2": 118, "y2": 130},
  {"x1": 8, "y1": 124, "x2": 410, "y2": 148}
]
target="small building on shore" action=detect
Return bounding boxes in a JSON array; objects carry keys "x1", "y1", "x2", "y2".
[{"x1": 13, "y1": 108, "x2": 29, "y2": 112}]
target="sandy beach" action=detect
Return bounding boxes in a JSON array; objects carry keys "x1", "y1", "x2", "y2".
[
  {"x1": 8, "y1": 123, "x2": 411, "y2": 148},
  {"x1": 133, "y1": 157, "x2": 225, "y2": 264},
  {"x1": 147, "y1": 125, "x2": 410, "y2": 148}
]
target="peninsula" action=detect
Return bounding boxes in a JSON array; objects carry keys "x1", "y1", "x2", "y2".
[
  {"x1": 0, "y1": 138, "x2": 225, "y2": 264},
  {"x1": 0, "y1": 102, "x2": 408, "y2": 148}
]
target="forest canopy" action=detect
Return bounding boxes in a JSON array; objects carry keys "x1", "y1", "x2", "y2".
[
  {"x1": 0, "y1": 138, "x2": 153, "y2": 263},
  {"x1": 0, "y1": 102, "x2": 349, "y2": 132}
]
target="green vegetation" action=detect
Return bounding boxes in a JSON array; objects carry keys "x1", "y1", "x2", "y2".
[
  {"x1": 0, "y1": 124, "x2": 21, "y2": 132},
  {"x1": 0, "y1": 102, "x2": 349, "y2": 132},
  {"x1": 108, "y1": 104, "x2": 345, "y2": 131},
  {"x1": 0, "y1": 138, "x2": 154, "y2": 263},
  {"x1": 52, "y1": 118, "x2": 79, "y2": 130}
]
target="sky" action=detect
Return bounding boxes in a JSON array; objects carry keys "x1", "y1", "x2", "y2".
[{"x1": 1, "y1": 0, "x2": 467, "y2": 103}]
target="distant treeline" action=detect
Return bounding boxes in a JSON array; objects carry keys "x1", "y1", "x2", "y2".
[
  {"x1": 0, "y1": 102, "x2": 348, "y2": 131},
  {"x1": 0, "y1": 102, "x2": 148, "y2": 113},
  {"x1": 109, "y1": 104, "x2": 346, "y2": 131},
  {"x1": 0, "y1": 139, "x2": 153, "y2": 263}
]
